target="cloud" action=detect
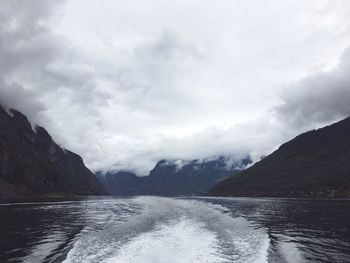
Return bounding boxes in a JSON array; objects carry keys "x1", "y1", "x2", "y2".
[
  {"x1": 0, "y1": 0, "x2": 56, "y2": 120},
  {"x1": 275, "y1": 48, "x2": 350, "y2": 130},
  {"x1": 1, "y1": 0, "x2": 350, "y2": 175},
  {"x1": 0, "y1": 82, "x2": 45, "y2": 117}
]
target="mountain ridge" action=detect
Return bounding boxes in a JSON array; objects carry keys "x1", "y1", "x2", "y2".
[
  {"x1": 0, "y1": 105, "x2": 106, "y2": 198},
  {"x1": 209, "y1": 117, "x2": 350, "y2": 198},
  {"x1": 97, "y1": 156, "x2": 251, "y2": 196}
]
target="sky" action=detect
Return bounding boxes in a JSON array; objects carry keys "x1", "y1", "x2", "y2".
[{"x1": 1, "y1": 0, "x2": 350, "y2": 175}]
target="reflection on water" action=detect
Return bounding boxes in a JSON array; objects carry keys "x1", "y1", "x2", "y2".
[
  {"x1": 0, "y1": 197, "x2": 349, "y2": 263},
  {"x1": 198, "y1": 197, "x2": 350, "y2": 263},
  {"x1": 0, "y1": 199, "x2": 88, "y2": 262}
]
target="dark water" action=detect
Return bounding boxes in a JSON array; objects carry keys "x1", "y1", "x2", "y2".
[{"x1": 0, "y1": 197, "x2": 349, "y2": 262}]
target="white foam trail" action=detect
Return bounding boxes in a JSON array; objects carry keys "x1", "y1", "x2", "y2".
[
  {"x1": 64, "y1": 197, "x2": 270, "y2": 263},
  {"x1": 279, "y1": 240, "x2": 305, "y2": 263},
  {"x1": 105, "y1": 217, "x2": 224, "y2": 263}
]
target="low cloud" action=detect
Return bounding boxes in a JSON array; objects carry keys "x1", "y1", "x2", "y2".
[
  {"x1": 0, "y1": 0, "x2": 56, "y2": 120},
  {"x1": 0, "y1": 82, "x2": 45, "y2": 118},
  {"x1": 275, "y1": 48, "x2": 350, "y2": 130}
]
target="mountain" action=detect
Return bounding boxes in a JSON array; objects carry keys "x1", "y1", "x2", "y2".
[
  {"x1": 0, "y1": 106, "x2": 106, "y2": 198},
  {"x1": 209, "y1": 117, "x2": 350, "y2": 198},
  {"x1": 97, "y1": 171, "x2": 144, "y2": 196},
  {"x1": 97, "y1": 157, "x2": 251, "y2": 196}
]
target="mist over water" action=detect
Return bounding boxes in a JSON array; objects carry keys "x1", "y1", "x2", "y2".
[{"x1": 1, "y1": 197, "x2": 350, "y2": 263}]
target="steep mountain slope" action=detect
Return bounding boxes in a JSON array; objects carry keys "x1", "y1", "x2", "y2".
[
  {"x1": 209, "y1": 117, "x2": 350, "y2": 198},
  {"x1": 0, "y1": 106, "x2": 106, "y2": 198},
  {"x1": 97, "y1": 157, "x2": 251, "y2": 196}
]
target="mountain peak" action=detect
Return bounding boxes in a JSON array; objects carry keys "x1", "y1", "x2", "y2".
[
  {"x1": 98, "y1": 156, "x2": 251, "y2": 196},
  {"x1": 0, "y1": 105, "x2": 106, "y2": 198}
]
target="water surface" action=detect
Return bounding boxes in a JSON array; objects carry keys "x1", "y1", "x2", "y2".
[{"x1": 0, "y1": 197, "x2": 349, "y2": 262}]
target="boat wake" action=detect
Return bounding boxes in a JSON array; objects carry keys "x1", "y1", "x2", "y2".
[{"x1": 64, "y1": 197, "x2": 269, "y2": 263}]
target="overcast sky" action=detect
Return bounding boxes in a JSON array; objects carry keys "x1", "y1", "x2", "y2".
[{"x1": 1, "y1": 0, "x2": 350, "y2": 175}]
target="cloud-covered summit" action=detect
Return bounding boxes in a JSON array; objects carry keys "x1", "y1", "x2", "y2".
[{"x1": 1, "y1": 0, "x2": 350, "y2": 175}]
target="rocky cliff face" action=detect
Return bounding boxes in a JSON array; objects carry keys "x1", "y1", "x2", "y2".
[
  {"x1": 0, "y1": 106, "x2": 106, "y2": 198},
  {"x1": 209, "y1": 117, "x2": 350, "y2": 198},
  {"x1": 97, "y1": 157, "x2": 251, "y2": 196}
]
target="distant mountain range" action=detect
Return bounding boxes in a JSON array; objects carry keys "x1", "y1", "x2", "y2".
[
  {"x1": 209, "y1": 117, "x2": 350, "y2": 198},
  {"x1": 3, "y1": 104, "x2": 349, "y2": 199},
  {"x1": 0, "y1": 106, "x2": 106, "y2": 198},
  {"x1": 97, "y1": 157, "x2": 251, "y2": 196}
]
